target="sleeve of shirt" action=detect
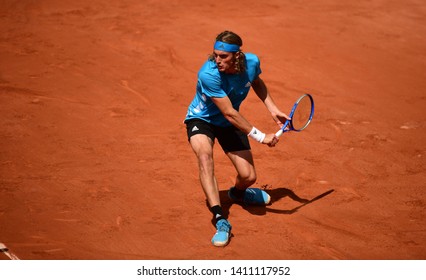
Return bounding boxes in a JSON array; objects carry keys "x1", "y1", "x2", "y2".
[
  {"x1": 254, "y1": 56, "x2": 262, "y2": 80},
  {"x1": 246, "y1": 53, "x2": 262, "y2": 82}
]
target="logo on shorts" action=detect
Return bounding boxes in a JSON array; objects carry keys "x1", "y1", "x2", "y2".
[
  {"x1": 245, "y1": 82, "x2": 251, "y2": 87},
  {"x1": 192, "y1": 126, "x2": 199, "y2": 132}
]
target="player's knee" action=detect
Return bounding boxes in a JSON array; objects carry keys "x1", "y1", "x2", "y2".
[
  {"x1": 241, "y1": 173, "x2": 257, "y2": 186},
  {"x1": 248, "y1": 174, "x2": 257, "y2": 185},
  {"x1": 198, "y1": 153, "x2": 214, "y2": 171}
]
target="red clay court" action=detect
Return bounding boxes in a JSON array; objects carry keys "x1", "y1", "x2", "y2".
[{"x1": 0, "y1": 0, "x2": 425, "y2": 259}]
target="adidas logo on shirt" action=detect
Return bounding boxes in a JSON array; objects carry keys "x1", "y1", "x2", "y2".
[{"x1": 192, "y1": 126, "x2": 199, "y2": 132}]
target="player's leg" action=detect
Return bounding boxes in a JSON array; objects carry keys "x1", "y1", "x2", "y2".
[
  {"x1": 226, "y1": 150, "x2": 270, "y2": 205},
  {"x1": 189, "y1": 134, "x2": 220, "y2": 207},
  {"x1": 217, "y1": 125, "x2": 271, "y2": 206},
  {"x1": 226, "y1": 149, "x2": 257, "y2": 189},
  {"x1": 186, "y1": 120, "x2": 231, "y2": 247}
]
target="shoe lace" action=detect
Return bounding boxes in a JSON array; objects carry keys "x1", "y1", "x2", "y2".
[{"x1": 217, "y1": 221, "x2": 230, "y2": 232}]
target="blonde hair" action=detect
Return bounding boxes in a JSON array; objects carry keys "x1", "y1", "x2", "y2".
[{"x1": 209, "y1": 30, "x2": 246, "y2": 73}]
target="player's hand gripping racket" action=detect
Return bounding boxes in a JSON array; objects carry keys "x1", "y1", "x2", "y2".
[{"x1": 275, "y1": 93, "x2": 314, "y2": 137}]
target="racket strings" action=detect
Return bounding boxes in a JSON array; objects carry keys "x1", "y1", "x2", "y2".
[{"x1": 291, "y1": 96, "x2": 313, "y2": 131}]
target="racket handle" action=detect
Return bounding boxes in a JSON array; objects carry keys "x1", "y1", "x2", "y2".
[{"x1": 275, "y1": 129, "x2": 284, "y2": 138}]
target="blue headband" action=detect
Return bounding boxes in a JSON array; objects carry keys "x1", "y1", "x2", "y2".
[{"x1": 214, "y1": 41, "x2": 240, "y2": 52}]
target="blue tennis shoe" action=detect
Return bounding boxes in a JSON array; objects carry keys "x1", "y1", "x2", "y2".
[
  {"x1": 211, "y1": 219, "x2": 232, "y2": 247},
  {"x1": 228, "y1": 186, "x2": 271, "y2": 205}
]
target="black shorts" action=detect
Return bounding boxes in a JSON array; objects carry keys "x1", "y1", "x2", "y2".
[{"x1": 185, "y1": 119, "x2": 251, "y2": 153}]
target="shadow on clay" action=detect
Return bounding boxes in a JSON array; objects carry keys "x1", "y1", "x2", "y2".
[{"x1": 211, "y1": 187, "x2": 334, "y2": 220}]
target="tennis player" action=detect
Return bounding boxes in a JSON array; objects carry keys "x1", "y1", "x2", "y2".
[{"x1": 184, "y1": 31, "x2": 289, "y2": 247}]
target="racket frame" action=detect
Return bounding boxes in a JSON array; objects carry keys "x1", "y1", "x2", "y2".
[{"x1": 275, "y1": 93, "x2": 314, "y2": 137}]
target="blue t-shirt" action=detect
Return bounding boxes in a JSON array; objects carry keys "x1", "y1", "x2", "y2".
[{"x1": 185, "y1": 53, "x2": 262, "y2": 127}]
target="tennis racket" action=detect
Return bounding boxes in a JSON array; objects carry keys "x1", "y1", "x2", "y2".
[{"x1": 275, "y1": 93, "x2": 314, "y2": 137}]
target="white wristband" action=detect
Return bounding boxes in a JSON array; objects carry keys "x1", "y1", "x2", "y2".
[{"x1": 248, "y1": 127, "x2": 266, "y2": 143}]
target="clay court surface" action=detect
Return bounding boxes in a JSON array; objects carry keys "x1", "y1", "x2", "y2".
[{"x1": 0, "y1": 0, "x2": 425, "y2": 260}]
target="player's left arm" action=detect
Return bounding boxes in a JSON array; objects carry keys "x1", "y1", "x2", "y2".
[{"x1": 251, "y1": 77, "x2": 290, "y2": 127}]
